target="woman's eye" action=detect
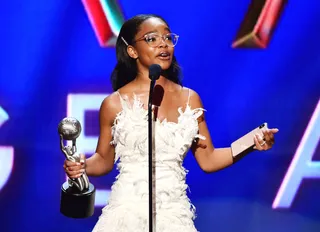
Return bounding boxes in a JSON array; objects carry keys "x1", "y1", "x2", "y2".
[{"x1": 146, "y1": 36, "x2": 157, "y2": 42}]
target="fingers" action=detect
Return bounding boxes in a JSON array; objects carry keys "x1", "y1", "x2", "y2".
[
  {"x1": 66, "y1": 169, "x2": 85, "y2": 179},
  {"x1": 270, "y1": 128, "x2": 279, "y2": 133},
  {"x1": 63, "y1": 154, "x2": 86, "y2": 179},
  {"x1": 80, "y1": 153, "x2": 86, "y2": 164},
  {"x1": 263, "y1": 128, "x2": 278, "y2": 146},
  {"x1": 254, "y1": 127, "x2": 279, "y2": 151},
  {"x1": 65, "y1": 160, "x2": 79, "y2": 167},
  {"x1": 265, "y1": 128, "x2": 279, "y2": 140},
  {"x1": 65, "y1": 167, "x2": 85, "y2": 179},
  {"x1": 262, "y1": 129, "x2": 272, "y2": 145},
  {"x1": 254, "y1": 134, "x2": 266, "y2": 150}
]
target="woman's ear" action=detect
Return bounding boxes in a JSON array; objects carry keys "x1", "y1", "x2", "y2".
[{"x1": 127, "y1": 45, "x2": 138, "y2": 59}]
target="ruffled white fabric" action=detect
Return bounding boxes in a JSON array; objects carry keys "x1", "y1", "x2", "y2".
[{"x1": 92, "y1": 92, "x2": 206, "y2": 232}]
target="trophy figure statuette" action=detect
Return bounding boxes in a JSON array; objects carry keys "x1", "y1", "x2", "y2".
[{"x1": 58, "y1": 117, "x2": 95, "y2": 218}]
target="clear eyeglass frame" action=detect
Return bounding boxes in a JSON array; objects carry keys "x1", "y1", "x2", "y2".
[{"x1": 135, "y1": 32, "x2": 179, "y2": 48}]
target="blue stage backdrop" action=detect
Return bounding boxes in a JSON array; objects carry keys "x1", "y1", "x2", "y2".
[{"x1": 0, "y1": 0, "x2": 319, "y2": 231}]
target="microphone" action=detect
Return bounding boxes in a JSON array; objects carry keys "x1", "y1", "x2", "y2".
[
  {"x1": 148, "y1": 63, "x2": 162, "y2": 112},
  {"x1": 149, "y1": 64, "x2": 162, "y2": 81},
  {"x1": 147, "y1": 63, "x2": 161, "y2": 232},
  {"x1": 148, "y1": 64, "x2": 162, "y2": 87},
  {"x1": 148, "y1": 64, "x2": 162, "y2": 108}
]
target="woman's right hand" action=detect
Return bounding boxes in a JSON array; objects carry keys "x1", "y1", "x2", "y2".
[{"x1": 63, "y1": 154, "x2": 86, "y2": 179}]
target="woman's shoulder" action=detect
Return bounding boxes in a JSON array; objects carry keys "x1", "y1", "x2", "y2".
[
  {"x1": 101, "y1": 91, "x2": 121, "y2": 106},
  {"x1": 100, "y1": 83, "x2": 140, "y2": 111},
  {"x1": 179, "y1": 86, "x2": 203, "y2": 108},
  {"x1": 180, "y1": 86, "x2": 201, "y2": 100},
  {"x1": 99, "y1": 91, "x2": 122, "y2": 119},
  {"x1": 116, "y1": 83, "x2": 137, "y2": 96}
]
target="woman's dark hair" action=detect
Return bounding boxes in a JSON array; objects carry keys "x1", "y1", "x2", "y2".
[{"x1": 111, "y1": 14, "x2": 182, "y2": 91}]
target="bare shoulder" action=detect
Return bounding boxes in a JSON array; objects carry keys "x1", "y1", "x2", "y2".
[
  {"x1": 181, "y1": 87, "x2": 203, "y2": 108},
  {"x1": 100, "y1": 91, "x2": 121, "y2": 110},
  {"x1": 100, "y1": 91, "x2": 122, "y2": 125},
  {"x1": 116, "y1": 81, "x2": 137, "y2": 96}
]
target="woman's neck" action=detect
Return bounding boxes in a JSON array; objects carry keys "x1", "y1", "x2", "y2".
[{"x1": 133, "y1": 72, "x2": 170, "y2": 92}]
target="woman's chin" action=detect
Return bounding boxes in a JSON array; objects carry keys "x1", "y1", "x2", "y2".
[{"x1": 156, "y1": 60, "x2": 172, "y2": 71}]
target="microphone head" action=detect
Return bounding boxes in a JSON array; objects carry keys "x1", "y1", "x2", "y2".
[{"x1": 149, "y1": 64, "x2": 162, "y2": 81}]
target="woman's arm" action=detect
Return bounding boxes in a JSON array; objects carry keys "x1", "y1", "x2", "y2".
[
  {"x1": 85, "y1": 93, "x2": 119, "y2": 176},
  {"x1": 189, "y1": 89, "x2": 278, "y2": 173}
]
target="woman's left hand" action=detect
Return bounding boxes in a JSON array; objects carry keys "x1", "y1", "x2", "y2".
[{"x1": 254, "y1": 128, "x2": 279, "y2": 151}]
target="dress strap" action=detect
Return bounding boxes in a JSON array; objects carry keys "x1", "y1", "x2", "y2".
[
  {"x1": 187, "y1": 88, "x2": 191, "y2": 105},
  {"x1": 115, "y1": 91, "x2": 126, "y2": 108}
]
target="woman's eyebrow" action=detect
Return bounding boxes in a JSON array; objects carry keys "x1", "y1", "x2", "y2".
[{"x1": 142, "y1": 28, "x2": 171, "y2": 36}]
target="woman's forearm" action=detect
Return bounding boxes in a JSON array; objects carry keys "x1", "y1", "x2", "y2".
[
  {"x1": 85, "y1": 152, "x2": 114, "y2": 177},
  {"x1": 203, "y1": 147, "x2": 234, "y2": 173}
]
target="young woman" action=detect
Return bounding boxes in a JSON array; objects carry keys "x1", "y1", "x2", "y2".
[{"x1": 63, "y1": 14, "x2": 279, "y2": 232}]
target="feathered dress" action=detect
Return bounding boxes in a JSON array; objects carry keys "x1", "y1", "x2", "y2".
[{"x1": 92, "y1": 90, "x2": 206, "y2": 232}]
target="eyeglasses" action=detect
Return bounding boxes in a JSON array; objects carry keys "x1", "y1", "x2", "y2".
[
  {"x1": 119, "y1": 33, "x2": 179, "y2": 48},
  {"x1": 121, "y1": 33, "x2": 179, "y2": 48},
  {"x1": 134, "y1": 33, "x2": 179, "y2": 48}
]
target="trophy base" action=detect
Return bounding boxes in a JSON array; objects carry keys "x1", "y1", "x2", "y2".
[{"x1": 60, "y1": 182, "x2": 95, "y2": 218}]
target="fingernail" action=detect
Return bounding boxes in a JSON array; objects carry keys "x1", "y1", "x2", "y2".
[{"x1": 76, "y1": 163, "x2": 81, "y2": 166}]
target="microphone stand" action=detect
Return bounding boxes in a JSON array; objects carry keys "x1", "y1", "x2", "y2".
[{"x1": 148, "y1": 79, "x2": 156, "y2": 232}]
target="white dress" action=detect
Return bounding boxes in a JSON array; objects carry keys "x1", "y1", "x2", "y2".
[{"x1": 92, "y1": 90, "x2": 206, "y2": 232}]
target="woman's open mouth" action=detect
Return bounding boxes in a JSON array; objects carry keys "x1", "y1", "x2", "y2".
[{"x1": 157, "y1": 52, "x2": 171, "y2": 60}]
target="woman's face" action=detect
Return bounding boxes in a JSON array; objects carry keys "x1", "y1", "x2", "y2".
[{"x1": 130, "y1": 17, "x2": 175, "y2": 72}]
